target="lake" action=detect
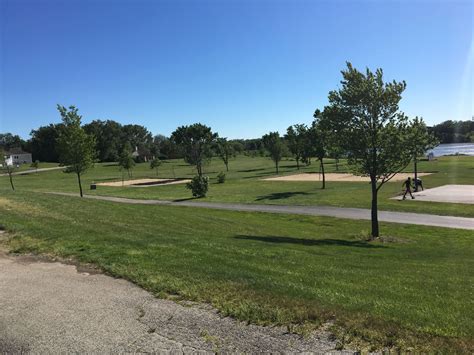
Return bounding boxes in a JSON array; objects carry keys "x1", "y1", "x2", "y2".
[{"x1": 428, "y1": 143, "x2": 474, "y2": 157}]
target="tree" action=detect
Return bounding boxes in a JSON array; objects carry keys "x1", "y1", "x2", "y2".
[
  {"x1": 215, "y1": 137, "x2": 233, "y2": 171},
  {"x1": 118, "y1": 143, "x2": 135, "y2": 179},
  {"x1": 83, "y1": 120, "x2": 123, "y2": 162},
  {"x1": 0, "y1": 148, "x2": 15, "y2": 191},
  {"x1": 0, "y1": 133, "x2": 25, "y2": 151},
  {"x1": 150, "y1": 158, "x2": 162, "y2": 176},
  {"x1": 31, "y1": 160, "x2": 40, "y2": 173},
  {"x1": 262, "y1": 132, "x2": 284, "y2": 174},
  {"x1": 322, "y1": 63, "x2": 412, "y2": 239},
  {"x1": 407, "y1": 117, "x2": 438, "y2": 191},
  {"x1": 29, "y1": 124, "x2": 65, "y2": 162},
  {"x1": 171, "y1": 123, "x2": 217, "y2": 176},
  {"x1": 310, "y1": 112, "x2": 331, "y2": 189},
  {"x1": 56, "y1": 105, "x2": 96, "y2": 197},
  {"x1": 285, "y1": 124, "x2": 307, "y2": 169}
]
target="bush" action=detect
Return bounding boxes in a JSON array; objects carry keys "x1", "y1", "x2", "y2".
[
  {"x1": 217, "y1": 172, "x2": 226, "y2": 183},
  {"x1": 186, "y1": 175, "x2": 209, "y2": 197}
]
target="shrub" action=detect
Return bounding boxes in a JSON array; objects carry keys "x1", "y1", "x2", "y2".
[
  {"x1": 186, "y1": 175, "x2": 209, "y2": 197},
  {"x1": 217, "y1": 172, "x2": 226, "y2": 184}
]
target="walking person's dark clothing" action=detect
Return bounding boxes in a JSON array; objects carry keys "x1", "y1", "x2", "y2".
[
  {"x1": 414, "y1": 178, "x2": 424, "y2": 191},
  {"x1": 402, "y1": 177, "x2": 415, "y2": 200}
]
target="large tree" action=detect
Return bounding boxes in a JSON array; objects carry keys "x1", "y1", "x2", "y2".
[
  {"x1": 0, "y1": 133, "x2": 25, "y2": 151},
  {"x1": 262, "y1": 132, "x2": 284, "y2": 174},
  {"x1": 285, "y1": 124, "x2": 307, "y2": 169},
  {"x1": 171, "y1": 123, "x2": 217, "y2": 176},
  {"x1": 407, "y1": 117, "x2": 438, "y2": 191},
  {"x1": 29, "y1": 124, "x2": 65, "y2": 162},
  {"x1": 322, "y1": 63, "x2": 413, "y2": 238},
  {"x1": 83, "y1": 120, "x2": 123, "y2": 162},
  {"x1": 56, "y1": 105, "x2": 96, "y2": 197}
]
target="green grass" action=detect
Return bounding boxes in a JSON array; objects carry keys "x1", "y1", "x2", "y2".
[
  {"x1": 0, "y1": 190, "x2": 472, "y2": 351},
  {"x1": 2, "y1": 155, "x2": 473, "y2": 217}
]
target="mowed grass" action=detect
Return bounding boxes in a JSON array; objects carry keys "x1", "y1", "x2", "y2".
[
  {"x1": 3, "y1": 155, "x2": 473, "y2": 217},
  {"x1": 0, "y1": 190, "x2": 472, "y2": 351}
]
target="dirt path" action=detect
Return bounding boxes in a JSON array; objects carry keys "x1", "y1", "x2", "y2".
[
  {"x1": 0, "y1": 249, "x2": 349, "y2": 353},
  {"x1": 49, "y1": 192, "x2": 474, "y2": 230}
]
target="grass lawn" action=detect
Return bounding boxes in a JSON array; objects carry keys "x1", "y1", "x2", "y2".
[
  {"x1": 2, "y1": 155, "x2": 473, "y2": 217},
  {"x1": 0, "y1": 190, "x2": 472, "y2": 351}
]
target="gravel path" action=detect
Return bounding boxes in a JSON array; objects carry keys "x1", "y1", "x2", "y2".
[
  {"x1": 49, "y1": 192, "x2": 474, "y2": 230},
  {"x1": 0, "y1": 249, "x2": 351, "y2": 353}
]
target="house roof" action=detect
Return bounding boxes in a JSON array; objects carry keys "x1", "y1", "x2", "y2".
[{"x1": 4, "y1": 147, "x2": 31, "y2": 155}]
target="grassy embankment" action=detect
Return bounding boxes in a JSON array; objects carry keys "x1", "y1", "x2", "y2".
[{"x1": 0, "y1": 190, "x2": 472, "y2": 352}]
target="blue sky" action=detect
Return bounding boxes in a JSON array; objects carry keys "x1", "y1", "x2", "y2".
[{"x1": 0, "y1": 0, "x2": 472, "y2": 139}]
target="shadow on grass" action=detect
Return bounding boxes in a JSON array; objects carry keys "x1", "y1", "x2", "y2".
[
  {"x1": 237, "y1": 168, "x2": 267, "y2": 173},
  {"x1": 255, "y1": 191, "x2": 311, "y2": 201},
  {"x1": 172, "y1": 197, "x2": 199, "y2": 202},
  {"x1": 234, "y1": 235, "x2": 384, "y2": 248}
]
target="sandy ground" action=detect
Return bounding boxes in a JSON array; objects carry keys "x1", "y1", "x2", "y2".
[
  {"x1": 0, "y1": 242, "x2": 349, "y2": 353},
  {"x1": 264, "y1": 172, "x2": 432, "y2": 182},
  {"x1": 96, "y1": 178, "x2": 191, "y2": 187},
  {"x1": 391, "y1": 184, "x2": 474, "y2": 204}
]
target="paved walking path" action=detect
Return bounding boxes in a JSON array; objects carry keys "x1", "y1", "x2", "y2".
[
  {"x1": 49, "y1": 192, "x2": 474, "y2": 230},
  {"x1": 0, "y1": 248, "x2": 348, "y2": 353},
  {"x1": 0, "y1": 166, "x2": 64, "y2": 176}
]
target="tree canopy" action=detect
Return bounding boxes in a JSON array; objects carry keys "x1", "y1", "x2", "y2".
[{"x1": 171, "y1": 123, "x2": 217, "y2": 176}]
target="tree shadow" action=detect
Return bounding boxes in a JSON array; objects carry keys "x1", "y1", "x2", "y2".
[
  {"x1": 255, "y1": 191, "x2": 311, "y2": 201},
  {"x1": 238, "y1": 168, "x2": 268, "y2": 173},
  {"x1": 172, "y1": 197, "x2": 199, "y2": 202},
  {"x1": 234, "y1": 235, "x2": 384, "y2": 248}
]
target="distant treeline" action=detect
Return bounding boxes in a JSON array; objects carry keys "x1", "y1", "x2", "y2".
[
  {"x1": 429, "y1": 120, "x2": 474, "y2": 144},
  {"x1": 0, "y1": 120, "x2": 273, "y2": 163},
  {"x1": 2, "y1": 119, "x2": 471, "y2": 163}
]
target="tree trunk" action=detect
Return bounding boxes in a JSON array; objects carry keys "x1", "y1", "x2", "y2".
[
  {"x1": 414, "y1": 156, "x2": 418, "y2": 192},
  {"x1": 370, "y1": 178, "x2": 379, "y2": 239},
  {"x1": 197, "y1": 163, "x2": 202, "y2": 177},
  {"x1": 275, "y1": 161, "x2": 279, "y2": 174},
  {"x1": 296, "y1": 157, "x2": 300, "y2": 170},
  {"x1": 8, "y1": 172, "x2": 15, "y2": 191},
  {"x1": 225, "y1": 162, "x2": 229, "y2": 172},
  {"x1": 335, "y1": 158, "x2": 339, "y2": 171},
  {"x1": 77, "y1": 172, "x2": 83, "y2": 197},
  {"x1": 320, "y1": 159, "x2": 325, "y2": 189}
]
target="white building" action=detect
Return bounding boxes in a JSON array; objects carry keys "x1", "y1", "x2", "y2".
[{"x1": 3, "y1": 149, "x2": 32, "y2": 166}]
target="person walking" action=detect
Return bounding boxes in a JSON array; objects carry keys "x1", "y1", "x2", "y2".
[
  {"x1": 414, "y1": 177, "x2": 424, "y2": 192},
  {"x1": 402, "y1": 177, "x2": 415, "y2": 200}
]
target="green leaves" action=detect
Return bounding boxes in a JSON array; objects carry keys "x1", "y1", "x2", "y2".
[
  {"x1": 56, "y1": 105, "x2": 96, "y2": 176},
  {"x1": 171, "y1": 123, "x2": 217, "y2": 176}
]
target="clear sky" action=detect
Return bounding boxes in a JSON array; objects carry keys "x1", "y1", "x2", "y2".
[{"x1": 0, "y1": 0, "x2": 472, "y2": 139}]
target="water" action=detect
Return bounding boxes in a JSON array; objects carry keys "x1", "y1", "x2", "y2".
[{"x1": 427, "y1": 143, "x2": 474, "y2": 157}]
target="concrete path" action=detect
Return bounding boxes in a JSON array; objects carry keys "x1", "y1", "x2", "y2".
[
  {"x1": 49, "y1": 192, "x2": 474, "y2": 230},
  {"x1": 391, "y1": 184, "x2": 474, "y2": 204},
  {"x1": 0, "y1": 248, "x2": 348, "y2": 353},
  {"x1": 0, "y1": 166, "x2": 64, "y2": 176}
]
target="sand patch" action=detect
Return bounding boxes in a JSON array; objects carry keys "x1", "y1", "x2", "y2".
[
  {"x1": 96, "y1": 178, "x2": 191, "y2": 187},
  {"x1": 391, "y1": 184, "x2": 474, "y2": 204},
  {"x1": 264, "y1": 172, "x2": 432, "y2": 182}
]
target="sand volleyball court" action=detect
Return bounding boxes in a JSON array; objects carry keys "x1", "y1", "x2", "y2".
[
  {"x1": 264, "y1": 172, "x2": 432, "y2": 182},
  {"x1": 96, "y1": 178, "x2": 191, "y2": 187}
]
